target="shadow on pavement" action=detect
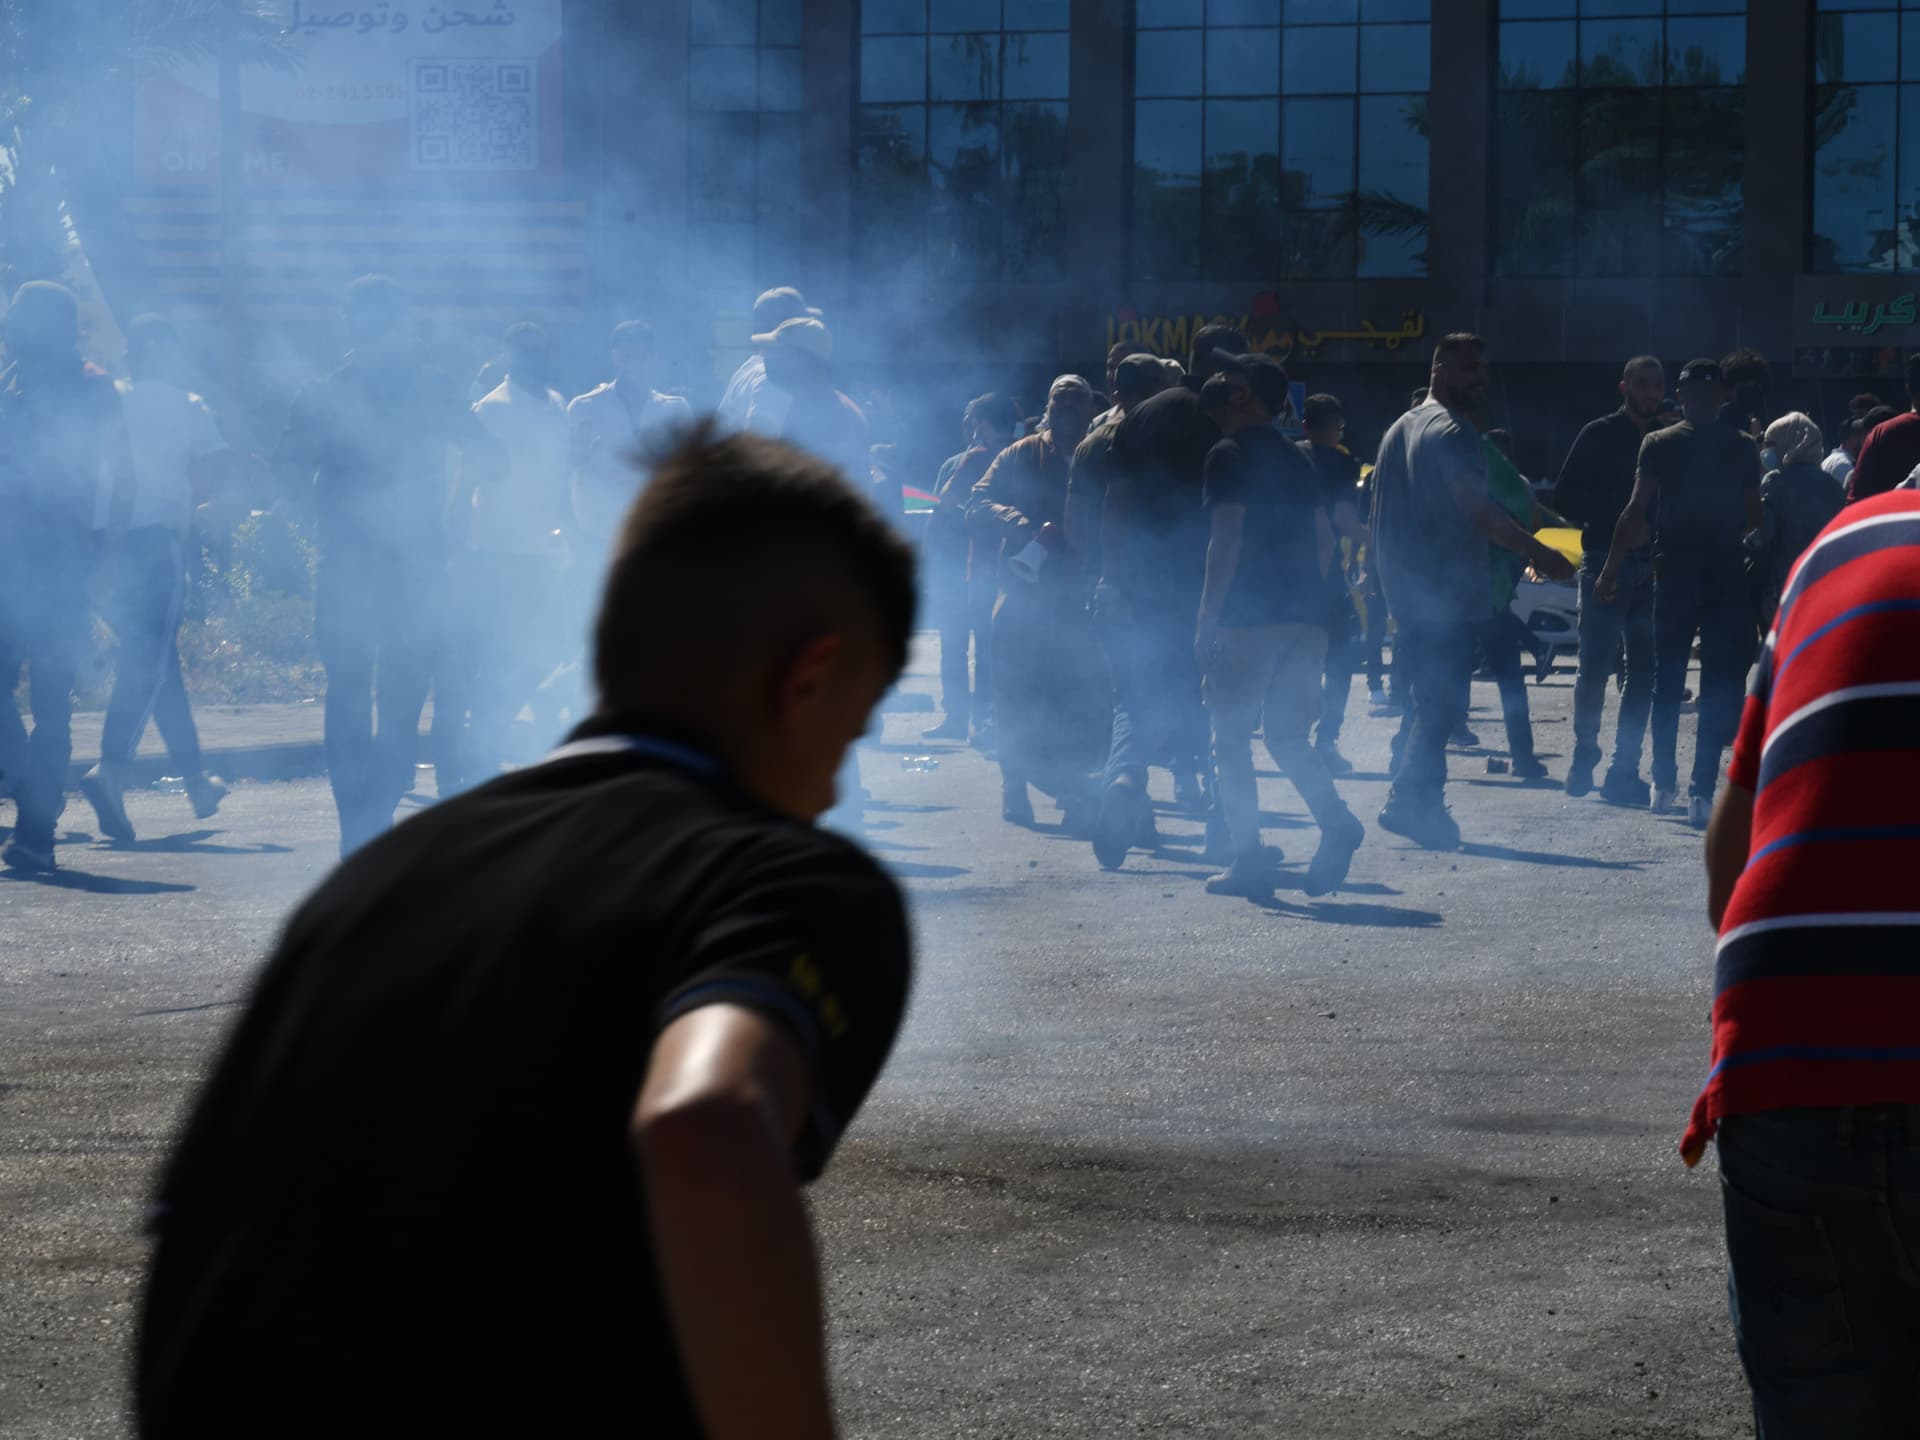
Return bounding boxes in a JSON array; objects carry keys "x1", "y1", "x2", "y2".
[
  {"x1": 0, "y1": 868, "x2": 195, "y2": 896},
  {"x1": 1255, "y1": 895, "x2": 1443, "y2": 927},
  {"x1": 114, "y1": 830, "x2": 294, "y2": 857},
  {"x1": 1456, "y1": 841, "x2": 1645, "y2": 870},
  {"x1": 884, "y1": 860, "x2": 972, "y2": 880}
]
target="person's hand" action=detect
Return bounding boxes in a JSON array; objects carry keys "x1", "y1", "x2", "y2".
[
  {"x1": 1594, "y1": 562, "x2": 1619, "y2": 604},
  {"x1": 1530, "y1": 540, "x2": 1575, "y2": 584},
  {"x1": 1194, "y1": 616, "x2": 1219, "y2": 674}
]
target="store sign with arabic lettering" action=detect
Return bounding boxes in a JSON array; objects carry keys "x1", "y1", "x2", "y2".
[
  {"x1": 1809, "y1": 294, "x2": 1918, "y2": 337},
  {"x1": 135, "y1": 0, "x2": 563, "y2": 185},
  {"x1": 1104, "y1": 292, "x2": 1426, "y2": 363}
]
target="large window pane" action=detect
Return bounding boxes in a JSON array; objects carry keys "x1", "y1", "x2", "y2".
[
  {"x1": 864, "y1": 0, "x2": 926, "y2": 33},
  {"x1": 1501, "y1": 0, "x2": 1572, "y2": 15},
  {"x1": 1499, "y1": 21, "x2": 1575, "y2": 89},
  {"x1": 1283, "y1": 24, "x2": 1358, "y2": 94},
  {"x1": 1284, "y1": 0, "x2": 1355, "y2": 21},
  {"x1": 1002, "y1": 101, "x2": 1069, "y2": 280},
  {"x1": 1275, "y1": 209, "x2": 1356, "y2": 278},
  {"x1": 1207, "y1": 27, "x2": 1280, "y2": 94},
  {"x1": 1816, "y1": 13, "x2": 1898, "y2": 85},
  {"x1": 759, "y1": 47, "x2": 803, "y2": 111},
  {"x1": 928, "y1": 104, "x2": 1000, "y2": 280},
  {"x1": 931, "y1": 0, "x2": 1000, "y2": 29},
  {"x1": 1003, "y1": 31, "x2": 1070, "y2": 99},
  {"x1": 1359, "y1": 23, "x2": 1428, "y2": 93},
  {"x1": 1137, "y1": 28, "x2": 1204, "y2": 96},
  {"x1": 1003, "y1": 0, "x2": 1069, "y2": 26},
  {"x1": 1665, "y1": 17, "x2": 1744, "y2": 87},
  {"x1": 854, "y1": 105, "x2": 929, "y2": 273},
  {"x1": 1902, "y1": 83, "x2": 1920, "y2": 265},
  {"x1": 1282, "y1": 95, "x2": 1355, "y2": 208},
  {"x1": 687, "y1": 221, "x2": 757, "y2": 291},
  {"x1": 689, "y1": 47, "x2": 760, "y2": 110},
  {"x1": 1207, "y1": 0, "x2": 1279, "y2": 23},
  {"x1": 1577, "y1": 90, "x2": 1660, "y2": 274},
  {"x1": 1205, "y1": 98, "x2": 1282, "y2": 275},
  {"x1": 689, "y1": 112, "x2": 757, "y2": 221},
  {"x1": 1134, "y1": 99, "x2": 1204, "y2": 279},
  {"x1": 1579, "y1": 20, "x2": 1660, "y2": 88},
  {"x1": 692, "y1": 0, "x2": 756, "y2": 46},
  {"x1": 1662, "y1": 87, "x2": 1743, "y2": 276},
  {"x1": 1138, "y1": 0, "x2": 1204, "y2": 24},
  {"x1": 760, "y1": 0, "x2": 802, "y2": 46},
  {"x1": 1494, "y1": 90, "x2": 1577, "y2": 275},
  {"x1": 862, "y1": 36, "x2": 929, "y2": 102},
  {"x1": 1812, "y1": 84, "x2": 1899, "y2": 271},
  {"x1": 930, "y1": 32, "x2": 999, "y2": 101},
  {"x1": 1356, "y1": 92, "x2": 1427, "y2": 276},
  {"x1": 1361, "y1": 0, "x2": 1427, "y2": 18}
]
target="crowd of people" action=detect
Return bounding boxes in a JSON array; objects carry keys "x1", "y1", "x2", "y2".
[
  {"x1": 0, "y1": 276, "x2": 896, "y2": 866},
  {"x1": 0, "y1": 269, "x2": 1908, "y2": 888}
]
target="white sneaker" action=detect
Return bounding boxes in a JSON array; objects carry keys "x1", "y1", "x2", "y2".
[
  {"x1": 1650, "y1": 786, "x2": 1677, "y2": 815},
  {"x1": 1688, "y1": 795, "x2": 1711, "y2": 829}
]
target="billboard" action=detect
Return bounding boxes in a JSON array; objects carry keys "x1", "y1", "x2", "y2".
[{"x1": 135, "y1": 0, "x2": 565, "y2": 189}]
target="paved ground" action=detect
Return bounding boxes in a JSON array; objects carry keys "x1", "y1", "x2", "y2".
[{"x1": 1, "y1": 642, "x2": 1757, "y2": 1438}]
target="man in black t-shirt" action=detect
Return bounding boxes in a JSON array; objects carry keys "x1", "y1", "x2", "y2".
[
  {"x1": 1598, "y1": 358, "x2": 1762, "y2": 828},
  {"x1": 139, "y1": 423, "x2": 919, "y2": 1440},
  {"x1": 273, "y1": 274, "x2": 504, "y2": 857},
  {"x1": 1555, "y1": 355, "x2": 1664, "y2": 806},
  {"x1": 1195, "y1": 357, "x2": 1364, "y2": 900},
  {"x1": 1091, "y1": 324, "x2": 1247, "y2": 870},
  {"x1": 1299, "y1": 393, "x2": 1369, "y2": 775}
]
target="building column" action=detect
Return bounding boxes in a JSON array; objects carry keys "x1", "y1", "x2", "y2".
[
  {"x1": 1424, "y1": 0, "x2": 1494, "y2": 324},
  {"x1": 1741, "y1": 0, "x2": 1811, "y2": 355},
  {"x1": 804, "y1": 0, "x2": 856, "y2": 314}
]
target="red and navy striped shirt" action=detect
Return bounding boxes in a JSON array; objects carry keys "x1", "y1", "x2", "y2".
[{"x1": 1681, "y1": 489, "x2": 1920, "y2": 1165}]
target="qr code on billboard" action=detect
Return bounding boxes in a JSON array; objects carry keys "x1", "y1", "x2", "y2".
[{"x1": 411, "y1": 60, "x2": 537, "y2": 170}]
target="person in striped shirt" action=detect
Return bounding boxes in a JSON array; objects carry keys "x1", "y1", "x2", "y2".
[{"x1": 1687, "y1": 487, "x2": 1920, "y2": 1436}]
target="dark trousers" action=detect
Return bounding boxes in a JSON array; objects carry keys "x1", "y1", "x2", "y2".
[
  {"x1": 1316, "y1": 594, "x2": 1359, "y2": 745},
  {"x1": 0, "y1": 535, "x2": 90, "y2": 847},
  {"x1": 1476, "y1": 610, "x2": 1536, "y2": 763},
  {"x1": 316, "y1": 552, "x2": 440, "y2": 853},
  {"x1": 1362, "y1": 585, "x2": 1390, "y2": 693},
  {"x1": 100, "y1": 527, "x2": 205, "y2": 779},
  {"x1": 433, "y1": 551, "x2": 566, "y2": 795},
  {"x1": 1718, "y1": 1106, "x2": 1920, "y2": 1438},
  {"x1": 1572, "y1": 558, "x2": 1654, "y2": 781},
  {"x1": 1101, "y1": 614, "x2": 1205, "y2": 790},
  {"x1": 1385, "y1": 618, "x2": 1474, "y2": 809},
  {"x1": 930, "y1": 560, "x2": 972, "y2": 727},
  {"x1": 1652, "y1": 552, "x2": 1755, "y2": 800}
]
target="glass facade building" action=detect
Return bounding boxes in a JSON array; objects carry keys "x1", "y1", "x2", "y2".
[
  {"x1": 1810, "y1": 0, "x2": 1920, "y2": 272},
  {"x1": 1130, "y1": 0, "x2": 1431, "y2": 279},
  {"x1": 1494, "y1": 0, "x2": 1746, "y2": 277}
]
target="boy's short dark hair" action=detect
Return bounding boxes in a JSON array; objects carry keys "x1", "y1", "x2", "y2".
[
  {"x1": 1848, "y1": 391, "x2": 1882, "y2": 418},
  {"x1": 964, "y1": 392, "x2": 1021, "y2": 435},
  {"x1": 1239, "y1": 354, "x2": 1290, "y2": 416},
  {"x1": 594, "y1": 420, "x2": 918, "y2": 709},
  {"x1": 1302, "y1": 393, "x2": 1343, "y2": 430},
  {"x1": 1904, "y1": 354, "x2": 1920, "y2": 395},
  {"x1": 1721, "y1": 346, "x2": 1771, "y2": 392}
]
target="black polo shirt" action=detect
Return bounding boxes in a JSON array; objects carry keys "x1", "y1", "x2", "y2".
[
  {"x1": 1104, "y1": 384, "x2": 1220, "y2": 615},
  {"x1": 1555, "y1": 405, "x2": 1650, "y2": 559},
  {"x1": 138, "y1": 717, "x2": 912, "y2": 1438},
  {"x1": 1637, "y1": 419, "x2": 1761, "y2": 556}
]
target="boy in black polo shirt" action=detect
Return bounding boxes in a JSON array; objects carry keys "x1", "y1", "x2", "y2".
[{"x1": 138, "y1": 423, "x2": 918, "y2": 1440}]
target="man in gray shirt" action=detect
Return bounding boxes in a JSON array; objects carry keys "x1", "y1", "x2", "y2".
[{"x1": 1371, "y1": 334, "x2": 1573, "y2": 848}]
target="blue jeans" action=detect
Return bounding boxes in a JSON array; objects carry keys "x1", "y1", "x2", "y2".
[
  {"x1": 1572, "y1": 558, "x2": 1653, "y2": 780},
  {"x1": 1718, "y1": 1106, "x2": 1920, "y2": 1438},
  {"x1": 1652, "y1": 551, "x2": 1755, "y2": 800},
  {"x1": 1475, "y1": 610, "x2": 1535, "y2": 763}
]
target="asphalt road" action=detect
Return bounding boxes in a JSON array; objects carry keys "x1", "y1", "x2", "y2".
[{"x1": 0, "y1": 649, "x2": 1757, "y2": 1438}]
